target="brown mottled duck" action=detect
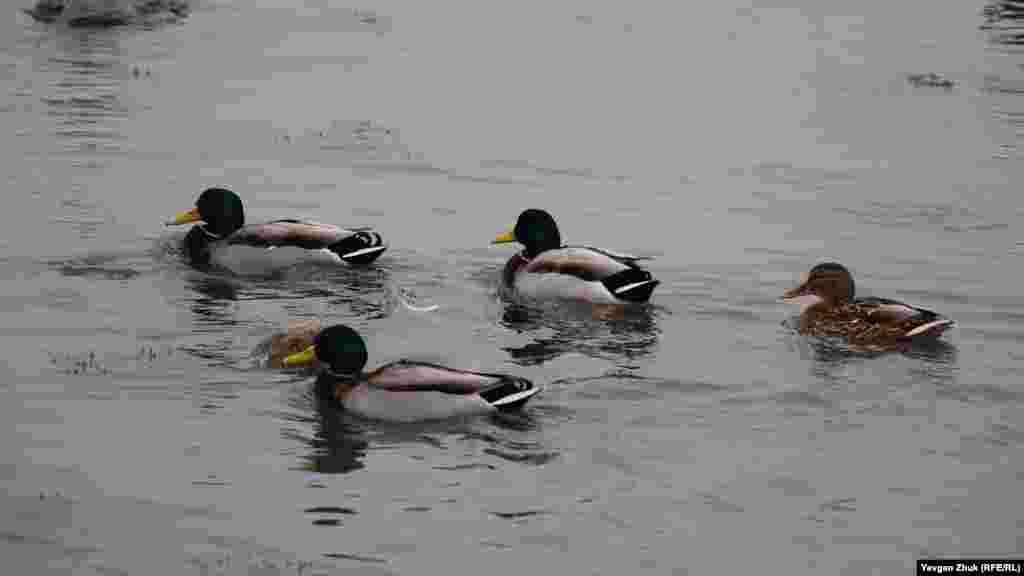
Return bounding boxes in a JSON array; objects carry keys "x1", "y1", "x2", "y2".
[{"x1": 782, "y1": 262, "x2": 953, "y2": 350}]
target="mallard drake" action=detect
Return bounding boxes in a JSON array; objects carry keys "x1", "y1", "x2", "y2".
[
  {"x1": 282, "y1": 324, "x2": 540, "y2": 422},
  {"x1": 492, "y1": 209, "x2": 659, "y2": 304},
  {"x1": 782, "y1": 262, "x2": 954, "y2": 348},
  {"x1": 166, "y1": 188, "x2": 386, "y2": 274}
]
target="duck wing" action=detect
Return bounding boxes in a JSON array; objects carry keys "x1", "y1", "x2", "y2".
[
  {"x1": 520, "y1": 246, "x2": 659, "y2": 302},
  {"x1": 366, "y1": 361, "x2": 515, "y2": 395},
  {"x1": 227, "y1": 220, "x2": 359, "y2": 248},
  {"x1": 227, "y1": 220, "x2": 386, "y2": 264},
  {"x1": 852, "y1": 297, "x2": 954, "y2": 338},
  {"x1": 522, "y1": 246, "x2": 638, "y2": 281},
  {"x1": 568, "y1": 245, "x2": 654, "y2": 264}
]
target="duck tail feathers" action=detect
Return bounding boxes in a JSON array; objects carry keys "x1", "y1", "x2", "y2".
[
  {"x1": 480, "y1": 377, "x2": 539, "y2": 411},
  {"x1": 904, "y1": 318, "x2": 954, "y2": 339},
  {"x1": 602, "y1": 268, "x2": 659, "y2": 303},
  {"x1": 329, "y1": 231, "x2": 387, "y2": 265}
]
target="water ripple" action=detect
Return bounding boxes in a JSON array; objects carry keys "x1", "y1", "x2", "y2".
[
  {"x1": 500, "y1": 300, "x2": 660, "y2": 367},
  {"x1": 323, "y1": 552, "x2": 390, "y2": 565},
  {"x1": 834, "y1": 201, "x2": 1006, "y2": 234}
]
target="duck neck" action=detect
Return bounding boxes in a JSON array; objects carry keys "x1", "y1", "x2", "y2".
[
  {"x1": 503, "y1": 252, "x2": 529, "y2": 285},
  {"x1": 206, "y1": 221, "x2": 239, "y2": 238},
  {"x1": 183, "y1": 226, "x2": 214, "y2": 268},
  {"x1": 318, "y1": 368, "x2": 361, "y2": 403}
]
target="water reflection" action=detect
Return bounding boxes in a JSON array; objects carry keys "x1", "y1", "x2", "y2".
[
  {"x1": 37, "y1": 26, "x2": 136, "y2": 160},
  {"x1": 472, "y1": 413, "x2": 561, "y2": 467},
  {"x1": 317, "y1": 265, "x2": 391, "y2": 320},
  {"x1": 979, "y1": 1, "x2": 1024, "y2": 161},
  {"x1": 501, "y1": 300, "x2": 660, "y2": 367},
  {"x1": 242, "y1": 263, "x2": 393, "y2": 319},
  {"x1": 181, "y1": 254, "x2": 392, "y2": 322},
  {"x1": 186, "y1": 273, "x2": 239, "y2": 328},
  {"x1": 296, "y1": 375, "x2": 369, "y2": 475},
  {"x1": 797, "y1": 327, "x2": 958, "y2": 386}
]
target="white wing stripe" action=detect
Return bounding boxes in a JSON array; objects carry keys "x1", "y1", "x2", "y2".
[
  {"x1": 905, "y1": 319, "x2": 953, "y2": 337},
  {"x1": 614, "y1": 280, "x2": 656, "y2": 295},
  {"x1": 488, "y1": 386, "x2": 539, "y2": 407},
  {"x1": 340, "y1": 245, "x2": 387, "y2": 258}
]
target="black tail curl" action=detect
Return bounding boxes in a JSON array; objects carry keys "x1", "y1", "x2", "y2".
[
  {"x1": 479, "y1": 377, "x2": 537, "y2": 411},
  {"x1": 601, "y1": 268, "x2": 659, "y2": 303},
  {"x1": 329, "y1": 231, "x2": 387, "y2": 266}
]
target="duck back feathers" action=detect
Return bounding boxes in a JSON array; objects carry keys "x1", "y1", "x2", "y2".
[
  {"x1": 367, "y1": 360, "x2": 535, "y2": 398},
  {"x1": 513, "y1": 245, "x2": 659, "y2": 303},
  {"x1": 228, "y1": 220, "x2": 386, "y2": 264},
  {"x1": 800, "y1": 297, "x2": 953, "y2": 345}
]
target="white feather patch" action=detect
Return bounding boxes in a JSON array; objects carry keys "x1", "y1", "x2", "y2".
[
  {"x1": 346, "y1": 386, "x2": 494, "y2": 422},
  {"x1": 613, "y1": 280, "x2": 656, "y2": 295},
  {"x1": 489, "y1": 386, "x2": 540, "y2": 407},
  {"x1": 211, "y1": 245, "x2": 340, "y2": 275},
  {"x1": 513, "y1": 274, "x2": 619, "y2": 304},
  {"x1": 340, "y1": 245, "x2": 387, "y2": 259},
  {"x1": 905, "y1": 319, "x2": 954, "y2": 338}
]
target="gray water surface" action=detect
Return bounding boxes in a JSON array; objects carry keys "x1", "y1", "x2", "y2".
[{"x1": 1, "y1": 1, "x2": 1022, "y2": 574}]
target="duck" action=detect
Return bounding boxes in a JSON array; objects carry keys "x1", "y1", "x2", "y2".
[
  {"x1": 263, "y1": 318, "x2": 323, "y2": 368},
  {"x1": 281, "y1": 324, "x2": 540, "y2": 422},
  {"x1": 26, "y1": 0, "x2": 189, "y2": 26},
  {"x1": 492, "y1": 209, "x2": 659, "y2": 304},
  {"x1": 782, "y1": 262, "x2": 954, "y2": 349},
  {"x1": 166, "y1": 187, "x2": 386, "y2": 275}
]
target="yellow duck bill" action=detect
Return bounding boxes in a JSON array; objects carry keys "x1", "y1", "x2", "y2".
[
  {"x1": 282, "y1": 345, "x2": 317, "y2": 367},
  {"x1": 492, "y1": 230, "x2": 516, "y2": 244},
  {"x1": 166, "y1": 207, "x2": 202, "y2": 226}
]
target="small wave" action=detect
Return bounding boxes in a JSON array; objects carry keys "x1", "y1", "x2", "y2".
[
  {"x1": 353, "y1": 161, "x2": 534, "y2": 187},
  {"x1": 752, "y1": 162, "x2": 858, "y2": 189},
  {"x1": 304, "y1": 506, "x2": 357, "y2": 515},
  {"x1": 490, "y1": 508, "x2": 553, "y2": 520},
  {"x1": 323, "y1": 552, "x2": 389, "y2": 564},
  {"x1": 432, "y1": 462, "x2": 497, "y2": 471},
  {"x1": 500, "y1": 300, "x2": 660, "y2": 366},
  {"x1": 49, "y1": 251, "x2": 148, "y2": 280},
  {"x1": 482, "y1": 447, "x2": 557, "y2": 465},
  {"x1": 57, "y1": 264, "x2": 139, "y2": 280},
  {"x1": 833, "y1": 200, "x2": 1005, "y2": 234},
  {"x1": 480, "y1": 158, "x2": 629, "y2": 184}
]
